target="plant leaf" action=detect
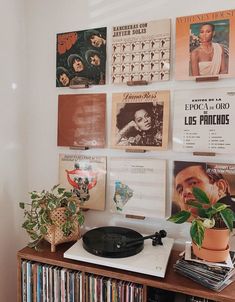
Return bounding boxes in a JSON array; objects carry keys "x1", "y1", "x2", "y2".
[
  {"x1": 220, "y1": 208, "x2": 234, "y2": 231},
  {"x1": 190, "y1": 220, "x2": 205, "y2": 247},
  {"x1": 40, "y1": 225, "x2": 48, "y2": 235},
  {"x1": 19, "y1": 202, "x2": 25, "y2": 209},
  {"x1": 192, "y1": 187, "x2": 210, "y2": 204},
  {"x1": 186, "y1": 200, "x2": 203, "y2": 208},
  {"x1": 68, "y1": 201, "x2": 77, "y2": 215},
  {"x1": 167, "y1": 211, "x2": 191, "y2": 224},
  {"x1": 77, "y1": 212, "x2": 85, "y2": 226}
]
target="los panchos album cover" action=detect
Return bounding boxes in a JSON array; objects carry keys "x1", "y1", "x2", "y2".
[{"x1": 173, "y1": 87, "x2": 235, "y2": 154}]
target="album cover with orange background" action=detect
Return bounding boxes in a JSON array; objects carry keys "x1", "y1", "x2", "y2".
[
  {"x1": 175, "y1": 9, "x2": 235, "y2": 80},
  {"x1": 57, "y1": 94, "x2": 106, "y2": 148}
]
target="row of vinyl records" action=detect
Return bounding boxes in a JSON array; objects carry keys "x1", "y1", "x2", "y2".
[{"x1": 21, "y1": 260, "x2": 143, "y2": 302}]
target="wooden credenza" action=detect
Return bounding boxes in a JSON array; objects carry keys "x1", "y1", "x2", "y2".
[{"x1": 17, "y1": 242, "x2": 235, "y2": 302}]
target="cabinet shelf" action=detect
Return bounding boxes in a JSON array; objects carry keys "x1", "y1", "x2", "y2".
[{"x1": 17, "y1": 242, "x2": 235, "y2": 302}]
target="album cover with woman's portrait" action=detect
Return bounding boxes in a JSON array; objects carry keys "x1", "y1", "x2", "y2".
[
  {"x1": 57, "y1": 94, "x2": 106, "y2": 148},
  {"x1": 171, "y1": 161, "x2": 235, "y2": 216},
  {"x1": 175, "y1": 9, "x2": 235, "y2": 80},
  {"x1": 111, "y1": 91, "x2": 169, "y2": 151},
  {"x1": 173, "y1": 87, "x2": 235, "y2": 154},
  {"x1": 109, "y1": 157, "x2": 166, "y2": 218},
  {"x1": 56, "y1": 27, "x2": 106, "y2": 87},
  {"x1": 59, "y1": 154, "x2": 106, "y2": 210},
  {"x1": 112, "y1": 19, "x2": 171, "y2": 83}
]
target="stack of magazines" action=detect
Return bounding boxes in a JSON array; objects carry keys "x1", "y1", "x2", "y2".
[{"x1": 174, "y1": 242, "x2": 235, "y2": 292}]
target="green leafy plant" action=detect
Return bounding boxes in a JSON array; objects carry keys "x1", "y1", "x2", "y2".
[
  {"x1": 19, "y1": 185, "x2": 84, "y2": 249},
  {"x1": 168, "y1": 187, "x2": 235, "y2": 248}
]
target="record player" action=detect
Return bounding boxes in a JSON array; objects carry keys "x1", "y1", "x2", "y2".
[{"x1": 64, "y1": 226, "x2": 174, "y2": 278}]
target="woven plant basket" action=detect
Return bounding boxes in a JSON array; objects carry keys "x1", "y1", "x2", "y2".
[{"x1": 44, "y1": 207, "x2": 80, "y2": 252}]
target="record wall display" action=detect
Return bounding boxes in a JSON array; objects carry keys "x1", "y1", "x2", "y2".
[
  {"x1": 173, "y1": 88, "x2": 235, "y2": 154},
  {"x1": 56, "y1": 27, "x2": 106, "y2": 87},
  {"x1": 57, "y1": 94, "x2": 106, "y2": 148},
  {"x1": 112, "y1": 19, "x2": 170, "y2": 83},
  {"x1": 175, "y1": 9, "x2": 235, "y2": 80},
  {"x1": 59, "y1": 154, "x2": 106, "y2": 211}
]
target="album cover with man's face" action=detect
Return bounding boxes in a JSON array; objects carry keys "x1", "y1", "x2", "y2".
[
  {"x1": 57, "y1": 93, "x2": 106, "y2": 148},
  {"x1": 111, "y1": 90, "x2": 169, "y2": 151},
  {"x1": 56, "y1": 27, "x2": 106, "y2": 87},
  {"x1": 175, "y1": 9, "x2": 235, "y2": 80},
  {"x1": 112, "y1": 19, "x2": 171, "y2": 83},
  {"x1": 171, "y1": 161, "x2": 235, "y2": 216}
]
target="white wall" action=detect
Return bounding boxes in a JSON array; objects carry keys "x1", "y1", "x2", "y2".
[
  {"x1": 0, "y1": 0, "x2": 27, "y2": 300},
  {"x1": 24, "y1": 0, "x2": 235, "y2": 244},
  {"x1": 1, "y1": 0, "x2": 235, "y2": 299}
]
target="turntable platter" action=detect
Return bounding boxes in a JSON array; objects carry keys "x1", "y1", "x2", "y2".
[{"x1": 82, "y1": 226, "x2": 144, "y2": 258}]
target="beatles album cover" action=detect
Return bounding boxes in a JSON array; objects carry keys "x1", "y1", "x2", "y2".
[
  {"x1": 175, "y1": 9, "x2": 235, "y2": 80},
  {"x1": 109, "y1": 157, "x2": 166, "y2": 218},
  {"x1": 57, "y1": 94, "x2": 106, "y2": 148},
  {"x1": 171, "y1": 161, "x2": 235, "y2": 216},
  {"x1": 59, "y1": 154, "x2": 106, "y2": 210},
  {"x1": 56, "y1": 27, "x2": 106, "y2": 87},
  {"x1": 111, "y1": 90, "x2": 169, "y2": 151},
  {"x1": 173, "y1": 88, "x2": 235, "y2": 154},
  {"x1": 112, "y1": 19, "x2": 170, "y2": 83}
]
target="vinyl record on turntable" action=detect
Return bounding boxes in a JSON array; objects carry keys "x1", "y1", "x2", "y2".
[{"x1": 82, "y1": 226, "x2": 144, "y2": 258}]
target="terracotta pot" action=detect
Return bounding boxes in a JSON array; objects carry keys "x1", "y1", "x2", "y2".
[
  {"x1": 192, "y1": 228, "x2": 230, "y2": 262},
  {"x1": 192, "y1": 242, "x2": 229, "y2": 262},
  {"x1": 202, "y1": 228, "x2": 230, "y2": 251}
]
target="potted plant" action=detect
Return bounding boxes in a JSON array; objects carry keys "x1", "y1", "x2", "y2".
[
  {"x1": 168, "y1": 187, "x2": 235, "y2": 262},
  {"x1": 19, "y1": 185, "x2": 84, "y2": 252}
]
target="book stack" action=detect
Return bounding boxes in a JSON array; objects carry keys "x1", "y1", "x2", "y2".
[{"x1": 174, "y1": 242, "x2": 235, "y2": 292}]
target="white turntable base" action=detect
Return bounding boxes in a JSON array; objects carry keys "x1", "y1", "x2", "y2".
[{"x1": 64, "y1": 237, "x2": 174, "y2": 278}]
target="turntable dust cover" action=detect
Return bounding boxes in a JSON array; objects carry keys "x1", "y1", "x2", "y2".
[
  {"x1": 171, "y1": 161, "x2": 235, "y2": 216},
  {"x1": 59, "y1": 154, "x2": 106, "y2": 210},
  {"x1": 57, "y1": 94, "x2": 106, "y2": 148},
  {"x1": 175, "y1": 9, "x2": 235, "y2": 80},
  {"x1": 111, "y1": 90, "x2": 169, "y2": 151},
  {"x1": 56, "y1": 27, "x2": 106, "y2": 87},
  {"x1": 112, "y1": 19, "x2": 170, "y2": 83},
  {"x1": 109, "y1": 157, "x2": 166, "y2": 218}
]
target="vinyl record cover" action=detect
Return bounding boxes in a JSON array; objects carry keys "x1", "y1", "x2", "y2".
[
  {"x1": 173, "y1": 88, "x2": 235, "y2": 154},
  {"x1": 111, "y1": 91, "x2": 169, "y2": 151},
  {"x1": 56, "y1": 27, "x2": 106, "y2": 87},
  {"x1": 110, "y1": 157, "x2": 166, "y2": 218},
  {"x1": 57, "y1": 94, "x2": 106, "y2": 148},
  {"x1": 171, "y1": 161, "x2": 235, "y2": 216},
  {"x1": 112, "y1": 19, "x2": 170, "y2": 83},
  {"x1": 175, "y1": 9, "x2": 235, "y2": 80},
  {"x1": 59, "y1": 154, "x2": 106, "y2": 210}
]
